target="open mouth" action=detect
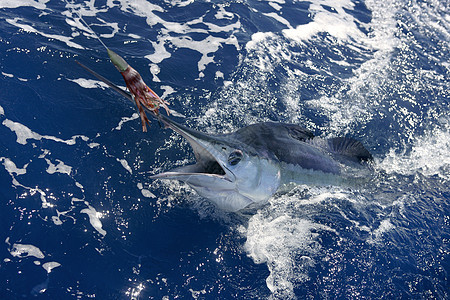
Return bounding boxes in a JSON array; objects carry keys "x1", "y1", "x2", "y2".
[
  {"x1": 169, "y1": 150, "x2": 226, "y2": 177},
  {"x1": 150, "y1": 144, "x2": 227, "y2": 180},
  {"x1": 195, "y1": 159, "x2": 226, "y2": 176},
  {"x1": 150, "y1": 116, "x2": 230, "y2": 180}
]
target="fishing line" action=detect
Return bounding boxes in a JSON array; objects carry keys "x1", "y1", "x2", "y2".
[{"x1": 62, "y1": 0, "x2": 109, "y2": 50}]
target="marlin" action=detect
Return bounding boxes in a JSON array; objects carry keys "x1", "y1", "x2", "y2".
[{"x1": 77, "y1": 60, "x2": 373, "y2": 212}]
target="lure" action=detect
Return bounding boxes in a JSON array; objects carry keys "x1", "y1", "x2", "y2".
[
  {"x1": 107, "y1": 49, "x2": 170, "y2": 132},
  {"x1": 68, "y1": 1, "x2": 170, "y2": 132}
]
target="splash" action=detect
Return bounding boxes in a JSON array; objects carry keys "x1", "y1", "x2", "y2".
[
  {"x1": 379, "y1": 120, "x2": 450, "y2": 180},
  {"x1": 244, "y1": 214, "x2": 326, "y2": 298}
]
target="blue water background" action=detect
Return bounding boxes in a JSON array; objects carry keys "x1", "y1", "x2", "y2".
[{"x1": 0, "y1": 0, "x2": 448, "y2": 299}]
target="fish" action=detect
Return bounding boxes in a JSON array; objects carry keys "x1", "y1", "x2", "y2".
[{"x1": 77, "y1": 61, "x2": 373, "y2": 212}]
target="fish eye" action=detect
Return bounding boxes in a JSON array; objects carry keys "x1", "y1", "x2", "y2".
[{"x1": 228, "y1": 150, "x2": 243, "y2": 166}]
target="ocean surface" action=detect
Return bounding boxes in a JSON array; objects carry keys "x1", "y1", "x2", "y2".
[{"x1": 0, "y1": 0, "x2": 449, "y2": 299}]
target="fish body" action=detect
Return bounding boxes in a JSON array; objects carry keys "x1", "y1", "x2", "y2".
[
  {"x1": 151, "y1": 118, "x2": 373, "y2": 211},
  {"x1": 77, "y1": 61, "x2": 372, "y2": 212}
]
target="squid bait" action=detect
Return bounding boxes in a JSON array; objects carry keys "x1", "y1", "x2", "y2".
[
  {"x1": 69, "y1": 2, "x2": 170, "y2": 132},
  {"x1": 106, "y1": 49, "x2": 170, "y2": 132}
]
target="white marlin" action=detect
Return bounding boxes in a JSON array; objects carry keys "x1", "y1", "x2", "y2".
[{"x1": 78, "y1": 62, "x2": 373, "y2": 212}]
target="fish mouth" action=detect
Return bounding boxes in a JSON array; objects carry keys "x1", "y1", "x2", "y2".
[{"x1": 150, "y1": 115, "x2": 233, "y2": 182}]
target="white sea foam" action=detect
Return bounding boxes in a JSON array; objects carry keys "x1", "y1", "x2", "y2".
[
  {"x1": 189, "y1": 288, "x2": 206, "y2": 299},
  {"x1": 108, "y1": 0, "x2": 240, "y2": 78},
  {"x1": 0, "y1": 156, "x2": 59, "y2": 209},
  {"x1": 137, "y1": 183, "x2": 156, "y2": 198},
  {"x1": 115, "y1": 113, "x2": 139, "y2": 130},
  {"x1": 128, "y1": 33, "x2": 141, "y2": 39},
  {"x1": 45, "y1": 158, "x2": 72, "y2": 175},
  {"x1": 6, "y1": 17, "x2": 84, "y2": 49},
  {"x1": 2, "y1": 119, "x2": 88, "y2": 145},
  {"x1": 81, "y1": 205, "x2": 106, "y2": 236},
  {"x1": 14, "y1": 180, "x2": 53, "y2": 208},
  {"x1": 148, "y1": 62, "x2": 163, "y2": 82},
  {"x1": 0, "y1": 157, "x2": 28, "y2": 175},
  {"x1": 67, "y1": 78, "x2": 108, "y2": 89},
  {"x1": 307, "y1": 190, "x2": 351, "y2": 205},
  {"x1": 246, "y1": 32, "x2": 275, "y2": 51},
  {"x1": 88, "y1": 142, "x2": 100, "y2": 148},
  {"x1": 52, "y1": 216, "x2": 63, "y2": 226},
  {"x1": 268, "y1": 2, "x2": 282, "y2": 11},
  {"x1": 282, "y1": 0, "x2": 365, "y2": 43},
  {"x1": 30, "y1": 279, "x2": 48, "y2": 296},
  {"x1": 160, "y1": 85, "x2": 175, "y2": 99},
  {"x1": 117, "y1": 158, "x2": 133, "y2": 174},
  {"x1": 0, "y1": 0, "x2": 48, "y2": 10},
  {"x1": 167, "y1": 109, "x2": 185, "y2": 119},
  {"x1": 42, "y1": 261, "x2": 61, "y2": 273},
  {"x1": 141, "y1": 189, "x2": 156, "y2": 198},
  {"x1": 264, "y1": 12, "x2": 292, "y2": 29},
  {"x1": 203, "y1": 0, "x2": 396, "y2": 130},
  {"x1": 144, "y1": 37, "x2": 173, "y2": 65},
  {"x1": 10, "y1": 243, "x2": 45, "y2": 259},
  {"x1": 3, "y1": 119, "x2": 42, "y2": 145},
  {"x1": 1, "y1": 72, "x2": 14, "y2": 78},
  {"x1": 75, "y1": 182, "x2": 84, "y2": 190},
  {"x1": 61, "y1": 1, "x2": 122, "y2": 61},
  {"x1": 234, "y1": 0, "x2": 400, "y2": 135}
]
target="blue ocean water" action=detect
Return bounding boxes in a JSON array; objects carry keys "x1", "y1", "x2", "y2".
[{"x1": 0, "y1": 0, "x2": 449, "y2": 299}]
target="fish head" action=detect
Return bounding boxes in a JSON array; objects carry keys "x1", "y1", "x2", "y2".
[{"x1": 151, "y1": 117, "x2": 281, "y2": 212}]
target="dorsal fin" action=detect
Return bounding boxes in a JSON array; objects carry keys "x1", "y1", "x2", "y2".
[
  {"x1": 326, "y1": 137, "x2": 373, "y2": 162},
  {"x1": 286, "y1": 124, "x2": 315, "y2": 141}
]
